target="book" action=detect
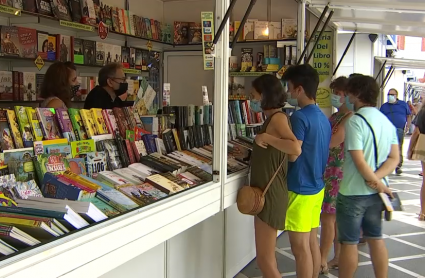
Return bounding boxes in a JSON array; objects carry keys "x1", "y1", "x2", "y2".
[
  {"x1": 56, "y1": 34, "x2": 72, "y2": 62},
  {"x1": 47, "y1": 35, "x2": 56, "y2": 61},
  {"x1": 0, "y1": 111, "x2": 14, "y2": 150},
  {"x1": 68, "y1": 108, "x2": 89, "y2": 141},
  {"x1": 70, "y1": 139, "x2": 95, "y2": 158},
  {"x1": 35, "y1": 0, "x2": 53, "y2": 16},
  {"x1": 0, "y1": 26, "x2": 20, "y2": 57},
  {"x1": 79, "y1": 109, "x2": 98, "y2": 138},
  {"x1": 73, "y1": 38, "x2": 84, "y2": 64},
  {"x1": 95, "y1": 41, "x2": 105, "y2": 66},
  {"x1": 68, "y1": 158, "x2": 87, "y2": 176},
  {"x1": 14, "y1": 106, "x2": 34, "y2": 147},
  {"x1": 83, "y1": 40, "x2": 96, "y2": 65},
  {"x1": 85, "y1": 151, "x2": 107, "y2": 178},
  {"x1": 68, "y1": 0, "x2": 82, "y2": 23},
  {"x1": 0, "y1": 71, "x2": 13, "y2": 101},
  {"x1": 55, "y1": 108, "x2": 77, "y2": 142},
  {"x1": 35, "y1": 154, "x2": 70, "y2": 183},
  {"x1": 36, "y1": 108, "x2": 61, "y2": 140},
  {"x1": 90, "y1": 108, "x2": 108, "y2": 134},
  {"x1": 6, "y1": 109, "x2": 24, "y2": 148},
  {"x1": 50, "y1": 0, "x2": 72, "y2": 21},
  {"x1": 22, "y1": 72, "x2": 36, "y2": 101},
  {"x1": 18, "y1": 27, "x2": 37, "y2": 59},
  {"x1": 37, "y1": 31, "x2": 49, "y2": 60}
]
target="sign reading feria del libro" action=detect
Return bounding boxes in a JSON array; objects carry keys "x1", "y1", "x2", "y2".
[{"x1": 311, "y1": 31, "x2": 333, "y2": 109}]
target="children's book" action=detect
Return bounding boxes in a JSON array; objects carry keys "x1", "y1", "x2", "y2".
[
  {"x1": 34, "y1": 153, "x2": 70, "y2": 184},
  {"x1": 90, "y1": 108, "x2": 108, "y2": 135},
  {"x1": 85, "y1": 151, "x2": 106, "y2": 178},
  {"x1": 0, "y1": 110, "x2": 15, "y2": 151},
  {"x1": 55, "y1": 108, "x2": 76, "y2": 142},
  {"x1": 36, "y1": 108, "x2": 61, "y2": 140},
  {"x1": 6, "y1": 109, "x2": 24, "y2": 149},
  {"x1": 68, "y1": 108, "x2": 88, "y2": 141},
  {"x1": 68, "y1": 158, "x2": 87, "y2": 176},
  {"x1": 14, "y1": 106, "x2": 34, "y2": 147},
  {"x1": 79, "y1": 109, "x2": 98, "y2": 138},
  {"x1": 25, "y1": 107, "x2": 43, "y2": 141},
  {"x1": 70, "y1": 139, "x2": 95, "y2": 158}
]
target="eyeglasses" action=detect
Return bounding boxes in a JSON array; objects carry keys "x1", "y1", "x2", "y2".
[{"x1": 109, "y1": 77, "x2": 127, "y2": 83}]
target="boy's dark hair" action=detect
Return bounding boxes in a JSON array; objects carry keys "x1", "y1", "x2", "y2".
[
  {"x1": 330, "y1": 76, "x2": 348, "y2": 91},
  {"x1": 252, "y1": 74, "x2": 286, "y2": 109},
  {"x1": 346, "y1": 75, "x2": 379, "y2": 106},
  {"x1": 282, "y1": 64, "x2": 319, "y2": 100},
  {"x1": 98, "y1": 62, "x2": 123, "y2": 87},
  {"x1": 349, "y1": 73, "x2": 363, "y2": 78}
]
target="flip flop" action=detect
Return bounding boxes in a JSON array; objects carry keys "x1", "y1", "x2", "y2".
[
  {"x1": 328, "y1": 259, "x2": 339, "y2": 270},
  {"x1": 320, "y1": 265, "x2": 329, "y2": 275}
]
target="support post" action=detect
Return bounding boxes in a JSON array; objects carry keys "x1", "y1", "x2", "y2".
[
  {"x1": 374, "y1": 60, "x2": 387, "y2": 80},
  {"x1": 333, "y1": 32, "x2": 356, "y2": 76},
  {"x1": 381, "y1": 65, "x2": 394, "y2": 88},
  {"x1": 213, "y1": 0, "x2": 238, "y2": 45},
  {"x1": 296, "y1": 0, "x2": 306, "y2": 60},
  {"x1": 383, "y1": 67, "x2": 395, "y2": 89},
  {"x1": 305, "y1": 10, "x2": 334, "y2": 64},
  {"x1": 231, "y1": 0, "x2": 257, "y2": 49},
  {"x1": 297, "y1": 5, "x2": 329, "y2": 65}
]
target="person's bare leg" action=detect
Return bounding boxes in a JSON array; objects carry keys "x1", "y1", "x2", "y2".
[
  {"x1": 289, "y1": 231, "x2": 312, "y2": 278},
  {"x1": 319, "y1": 213, "x2": 335, "y2": 270},
  {"x1": 310, "y1": 228, "x2": 321, "y2": 277},
  {"x1": 328, "y1": 222, "x2": 340, "y2": 268},
  {"x1": 338, "y1": 243, "x2": 358, "y2": 278},
  {"x1": 254, "y1": 216, "x2": 281, "y2": 278},
  {"x1": 367, "y1": 239, "x2": 389, "y2": 278}
]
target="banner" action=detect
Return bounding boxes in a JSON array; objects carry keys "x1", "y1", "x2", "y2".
[
  {"x1": 312, "y1": 31, "x2": 333, "y2": 108},
  {"x1": 201, "y1": 12, "x2": 214, "y2": 70}
]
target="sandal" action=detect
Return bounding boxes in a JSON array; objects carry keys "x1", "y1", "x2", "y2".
[
  {"x1": 328, "y1": 259, "x2": 339, "y2": 270},
  {"x1": 418, "y1": 213, "x2": 425, "y2": 221},
  {"x1": 320, "y1": 265, "x2": 329, "y2": 274}
]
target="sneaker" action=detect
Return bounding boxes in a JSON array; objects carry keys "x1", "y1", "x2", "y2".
[{"x1": 396, "y1": 167, "x2": 402, "y2": 175}]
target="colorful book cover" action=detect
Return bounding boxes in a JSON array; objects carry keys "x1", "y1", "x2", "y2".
[
  {"x1": 14, "y1": 106, "x2": 34, "y2": 147},
  {"x1": 18, "y1": 27, "x2": 37, "y2": 59},
  {"x1": 81, "y1": 197, "x2": 120, "y2": 217},
  {"x1": 68, "y1": 108, "x2": 88, "y2": 141},
  {"x1": 35, "y1": 153, "x2": 70, "y2": 183},
  {"x1": 68, "y1": 158, "x2": 87, "y2": 176},
  {"x1": 46, "y1": 145, "x2": 72, "y2": 158},
  {"x1": 82, "y1": 40, "x2": 95, "y2": 65},
  {"x1": 55, "y1": 108, "x2": 76, "y2": 142},
  {"x1": 36, "y1": 108, "x2": 61, "y2": 140},
  {"x1": 6, "y1": 109, "x2": 24, "y2": 149},
  {"x1": 22, "y1": 72, "x2": 36, "y2": 101},
  {"x1": 79, "y1": 109, "x2": 98, "y2": 138},
  {"x1": 50, "y1": 0, "x2": 72, "y2": 21},
  {"x1": 47, "y1": 35, "x2": 56, "y2": 61},
  {"x1": 70, "y1": 139, "x2": 95, "y2": 158},
  {"x1": 115, "y1": 184, "x2": 156, "y2": 206},
  {"x1": 0, "y1": 110, "x2": 14, "y2": 151},
  {"x1": 35, "y1": 0, "x2": 53, "y2": 16},
  {"x1": 0, "y1": 26, "x2": 20, "y2": 57},
  {"x1": 85, "y1": 151, "x2": 106, "y2": 178},
  {"x1": 57, "y1": 34, "x2": 72, "y2": 62},
  {"x1": 73, "y1": 38, "x2": 84, "y2": 65},
  {"x1": 90, "y1": 108, "x2": 108, "y2": 135},
  {"x1": 95, "y1": 41, "x2": 105, "y2": 66},
  {"x1": 37, "y1": 31, "x2": 49, "y2": 60}
]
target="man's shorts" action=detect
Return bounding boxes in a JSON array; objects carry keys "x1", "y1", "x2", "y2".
[
  {"x1": 285, "y1": 188, "x2": 325, "y2": 232},
  {"x1": 336, "y1": 193, "x2": 383, "y2": 244}
]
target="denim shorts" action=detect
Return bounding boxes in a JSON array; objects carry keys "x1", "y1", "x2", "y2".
[{"x1": 336, "y1": 193, "x2": 383, "y2": 244}]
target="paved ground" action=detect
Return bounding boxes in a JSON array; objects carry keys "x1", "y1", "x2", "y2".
[{"x1": 237, "y1": 138, "x2": 425, "y2": 278}]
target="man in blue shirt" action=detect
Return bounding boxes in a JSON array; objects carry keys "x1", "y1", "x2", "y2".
[
  {"x1": 380, "y1": 89, "x2": 411, "y2": 174},
  {"x1": 282, "y1": 64, "x2": 332, "y2": 278}
]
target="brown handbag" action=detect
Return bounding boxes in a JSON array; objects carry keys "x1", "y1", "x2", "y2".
[{"x1": 236, "y1": 159, "x2": 285, "y2": 216}]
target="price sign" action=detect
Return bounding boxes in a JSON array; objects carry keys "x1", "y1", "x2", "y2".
[
  {"x1": 312, "y1": 31, "x2": 333, "y2": 108},
  {"x1": 34, "y1": 55, "x2": 44, "y2": 71},
  {"x1": 0, "y1": 4, "x2": 20, "y2": 16},
  {"x1": 59, "y1": 20, "x2": 94, "y2": 32},
  {"x1": 98, "y1": 21, "x2": 108, "y2": 40}
]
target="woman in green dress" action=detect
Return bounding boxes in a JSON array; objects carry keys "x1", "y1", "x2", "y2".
[{"x1": 249, "y1": 75, "x2": 301, "y2": 278}]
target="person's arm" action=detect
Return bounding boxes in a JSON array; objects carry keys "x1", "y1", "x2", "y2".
[
  {"x1": 375, "y1": 144, "x2": 400, "y2": 179},
  {"x1": 288, "y1": 112, "x2": 305, "y2": 162},
  {"x1": 329, "y1": 114, "x2": 352, "y2": 148},
  {"x1": 405, "y1": 102, "x2": 412, "y2": 132},
  {"x1": 46, "y1": 98, "x2": 65, "y2": 109},
  {"x1": 259, "y1": 113, "x2": 301, "y2": 156}
]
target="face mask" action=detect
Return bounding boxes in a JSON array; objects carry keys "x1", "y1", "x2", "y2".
[
  {"x1": 287, "y1": 90, "x2": 299, "y2": 107},
  {"x1": 250, "y1": 99, "x2": 262, "y2": 113},
  {"x1": 71, "y1": 84, "x2": 80, "y2": 98},
  {"x1": 114, "y1": 82, "x2": 128, "y2": 96},
  {"x1": 388, "y1": 95, "x2": 396, "y2": 103},
  {"x1": 331, "y1": 94, "x2": 343, "y2": 108},
  {"x1": 345, "y1": 96, "x2": 354, "y2": 111}
]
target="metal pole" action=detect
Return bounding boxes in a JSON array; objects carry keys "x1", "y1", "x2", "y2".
[
  {"x1": 231, "y1": 0, "x2": 257, "y2": 49},
  {"x1": 305, "y1": 10, "x2": 334, "y2": 64},
  {"x1": 383, "y1": 67, "x2": 395, "y2": 89},
  {"x1": 297, "y1": 5, "x2": 329, "y2": 65},
  {"x1": 333, "y1": 32, "x2": 356, "y2": 76},
  {"x1": 381, "y1": 65, "x2": 394, "y2": 88},
  {"x1": 296, "y1": 0, "x2": 306, "y2": 60},
  {"x1": 213, "y1": 0, "x2": 238, "y2": 45},
  {"x1": 374, "y1": 60, "x2": 387, "y2": 81}
]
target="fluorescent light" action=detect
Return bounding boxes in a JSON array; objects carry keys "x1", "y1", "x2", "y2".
[{"x1": 308, "y1": 4, "x2": 425, "y2": 14}]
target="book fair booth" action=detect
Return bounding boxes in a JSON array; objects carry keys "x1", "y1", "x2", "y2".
[{"x1": 0, "y1": 0, "x2": 337, "y2": 277}]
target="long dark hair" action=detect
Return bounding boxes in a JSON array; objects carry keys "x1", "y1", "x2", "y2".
[{"x1": 40, "y1": 62, "x2": 72, "y2": 106}]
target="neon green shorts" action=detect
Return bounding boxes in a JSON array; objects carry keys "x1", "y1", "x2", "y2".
[{"x1": 285, "y1": 188, "x2": 325, "y2": 232}]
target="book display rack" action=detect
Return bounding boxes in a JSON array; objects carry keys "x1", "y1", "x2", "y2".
[{"x1": 0, "y1": 0, "x2": 327, "y2": 278}]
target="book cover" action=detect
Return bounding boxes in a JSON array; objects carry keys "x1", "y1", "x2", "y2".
[
  {"x1": 36, "y1": 154, "x2": 70, "y2": 182},
  {"x1": 55, "y1": 108, "x2": 77, "y2": 142},
  {"x1": 1, "y1": 26, "x2": 20, "y2": 57},
  {"x1": 35, "y1": 108, "x2": 61, "y2": 140},
  {"x1": 144, "y1": 18, "x2": 152, "y2": 39},
  {"x1": 111, "y1": 6, "x2": 120, "y2": 32},
  {"x1": 135, "y1": 48, "x2": 142, "y2": 70},
  {"x1": 253, "y1": 21, "x2": 268, "y2": 40},
  {"x1": 73, "y1": 38, "x2": 84, "y2": 64},
  {"x1": 121, "y1": 46, "x2": 130, "y2": 68},
  {"x1": 41, "y1": 172, "x2": 80, "y2": 200},
  {"x1": 0, "y1": 110, "x2": 14, "y2": 151},
  {"x1": 115, "y1": 184, "x2": 156, "y2": 206},
  {"x1": 174, "y1": 22, "x2": 189, "y2": 44},
  {"x1": 46, "y1": 145, "x2": 71, "y2": 158},
  {"x1": 17, "y1": 27, "x2": 37, "y2": 59},
  {"x1": 22, "y1": 72, "x2": 36, "y2": 101},
  {"x1": 23, "y1": 0, "x2": 37, "y2": 12},
  {"x1": 111, "y1": 44, "x2": 121, "y2": 63},
  {"x1": 70, "y1": 139, "x2": 95, "y2": 158},
  {"x1": 25, "y1": 108, "x2": 43, "y2": 142},
  {"x1": 47, "y1": 35, "x2": 56, "y2": 61},
  {"x1": 68, "y1": 158, "x2": 87, "y2": 176},
  {"x1": 37, "y1": 31, "x2": 49, "y2": 60},
  {"x1": 68, "y1": 108, "x2": 88, "y2": 141},
  {"x1": 145, "y1": 174, "x2": 183, "y2": 194},
  {"x1": 95, "y1": 41, "x2": 105, "y2": 66},
  {"x1": 188, "y1": 22, "x2": 202, "y2": 44},
  {"x1": 85, "y1": 151, "x2": 106, "y2": 177},
  {"x1": 80, "y1": 0, "x2": 96, "y2": 25},
  {"x1": 50, "y1": 0, "x2": 72, "y2": 21},
  {"x1": 14, "y1": 106, "x2": 34, "y2": 147},
  {"x1": 67, "y1": 0, "x2": 82, "y2": 23},
  {"x1": 98, "y1": 139, "x2": 122, "y2": 170},
  {"x1": 0, "y1": 71, "x2": 13, "y2": 101},
  {"x1": 83, "y1": 40, "x2": 95, "y2": 65},
  {"x1": 57, "y1": 35, "x2": 71, "y2": 62},
  {"x1": 81, "y1": 197, "x2": 119, "y2": 217},
  {"x1": 281, "y1": 19, "x2": 297, "y2": 39},
  {"x1": 79, "y1": 109, "x2": 98, "y2": 138},
  {"x1": 103, "y1": 42, "x2": 113, "y2": 64},
  {"x1": 35, "y1": 0, "x2": 53, "y2": 15},
  {"x1": 6, "y1": 109, "x2": 24, "y2": 149},
  {"x1": 90, "y1": 108, "x2": 107, "y2": 135}
]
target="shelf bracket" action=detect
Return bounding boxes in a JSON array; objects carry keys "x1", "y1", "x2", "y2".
[
  {"x1": 333, "y1": 32, "x2": 356, "y2": 76},
  {"x1": 383, "y1": 66, "x2": 396, "y2": 89},
  {"x1": 305, "y1": 9, "x2": 334, "y2": 64},
  {"x1": 297, "y1": 4, "x2": 329, "y2": 65},
  {"x1": 230, "y1": 0, "x2": 257, "y2": 49},
  {"x1": 374, "y1": 60, "x2": 387, "y2": 81},
  {"x1": 213, "y1": 0, "x2": 238, "y2": 45},
  {"x1": 381, "y1": 65, "x2": 394, "y2": 88}
]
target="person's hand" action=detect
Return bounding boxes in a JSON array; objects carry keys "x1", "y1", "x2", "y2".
[
  {"x1": 366, "y1": 180, "x2": 394, "y2": 198},
  {"x1": 255, "y1": 133, "x2": 269, "y2": 149}
]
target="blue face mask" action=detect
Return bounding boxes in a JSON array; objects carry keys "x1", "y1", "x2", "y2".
[
  {"x1": 345, "y1": 96, "x2": 354, "y2": 111},
  {"x1": 331, "y1": 94, "x2": 343, "y2": 108},
  {"x1": 388, "y1": 95, "x2": 396, "y2": 103},
  {"x1": 287, "y1": 92, "x2": 298, "y2": 107},
  {"x1": 250, "y1": 99, "x2": 262, "y2": 113}
]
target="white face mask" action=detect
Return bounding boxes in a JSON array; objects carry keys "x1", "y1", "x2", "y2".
[{"x1": 388, "y1": 95, "x2": 396, "y2": 103}]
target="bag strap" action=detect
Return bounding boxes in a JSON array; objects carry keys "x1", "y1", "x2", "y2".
[
  {"x1": 261, "y1": 159, "x2": 285, "y2": 197},
  {"x1": 355, "y1": 113, "x2": 378, "y2": 169}
]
